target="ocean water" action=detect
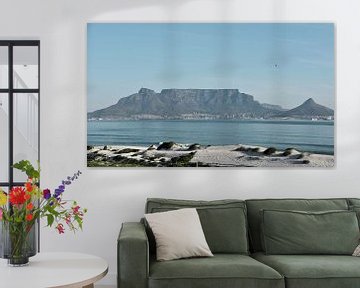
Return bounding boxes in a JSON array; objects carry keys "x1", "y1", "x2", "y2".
[{"x1": 87, "y1": 119, "x2": 334, "y2": 155}]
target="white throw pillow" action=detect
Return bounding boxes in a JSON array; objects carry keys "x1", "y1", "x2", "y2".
[
  {"x1": 145, "y1": 208, "x2": 213, "y2": 261},
  {"x1": 353, "y1": 244, "x2": 360, "y2": 256}
]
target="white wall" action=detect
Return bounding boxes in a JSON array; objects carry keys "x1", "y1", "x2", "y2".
[{"x1": 1, "y1": 0, "x2": 360, "y2": 285}]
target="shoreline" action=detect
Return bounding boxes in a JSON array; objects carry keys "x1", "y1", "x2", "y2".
[
  {"x1": 87, "y1": 142, "x2": 334, "y2": 168},
  {"x1": 87, "y1": 143, "x2": 334, "y2": 157}
]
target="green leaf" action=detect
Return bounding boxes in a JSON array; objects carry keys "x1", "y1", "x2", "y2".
[
  {"x1": 75, "y1": 216, "x2": 83, "y2": 230},
  {"x1": 46, "y1": 205, "x2": 60, "y2": 217},
  {"x1": 13, "y1": 160, "x2": 40, "y2": 180},
  {"x1": 47, "y1": 214, "x2": 54, "y2": 227}
]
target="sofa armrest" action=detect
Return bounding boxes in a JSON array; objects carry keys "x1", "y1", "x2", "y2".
[{"x1": 118, "y1": 222, "x2": 149, "y2": 288}]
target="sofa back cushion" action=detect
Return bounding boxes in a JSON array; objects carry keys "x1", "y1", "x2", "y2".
[
  {"x1": 261, "y1": 209, "x2": 359, "y2": 255},
  {"x1": 246, "y1": 198, "x2": 349, "y2": 252},
  {"x1": 145, "y1": 198, "x2": 249, "y2": 254},
  {"x1": 348, "y1": 198, "x2": 360, "y2": 207},
  {"x1": 347, "y1": 199, "x2": 360, "y2": 228}
]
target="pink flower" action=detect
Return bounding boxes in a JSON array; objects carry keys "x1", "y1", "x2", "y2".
[
  {"x1": 72, "y1": 205, "x2": 80, "y2": 215},
  {"x1": 0, "y1": 208, "x2": 3, "y2": 220},
  {"x1": 56, "y1": 223, "x2": 65, "y2": 234},
  {"x1": 65, "y1": 214, "x2": 71, "y2": 225}
]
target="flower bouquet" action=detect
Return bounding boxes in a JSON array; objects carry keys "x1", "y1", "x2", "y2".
[{"x1": 0, "y1": 160, "x2": 87, "y2": 266}]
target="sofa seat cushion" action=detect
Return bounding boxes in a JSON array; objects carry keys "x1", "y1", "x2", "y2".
[
  {"x1": 149, "y1": 254, "x2": 284, "y2": 288},
  {"x1": 252, "y1": 252, "x2": 360, "y2": 288}
]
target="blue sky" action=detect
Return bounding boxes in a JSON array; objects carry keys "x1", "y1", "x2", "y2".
[{"x1": 87, "y1": 23, "x2": 334, "y2": 112}]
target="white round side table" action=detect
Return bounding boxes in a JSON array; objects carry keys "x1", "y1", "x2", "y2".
[{"x1": 0, "y1": 252, "x2": 108, "y2": 288}]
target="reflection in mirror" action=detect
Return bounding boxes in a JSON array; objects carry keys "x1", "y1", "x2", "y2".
[
  {"x1": 13, "y1": 93, "x2": 39, "y2": 182},
  {"x1": 0, "y1": 47, "x2": 8, "y2": 89},
  {"x1": 0, "y1": 94, "x2": 9, "y2": 182},
  {"x1": 13, "y1": 46, "x2": 38, "y2": 89}
]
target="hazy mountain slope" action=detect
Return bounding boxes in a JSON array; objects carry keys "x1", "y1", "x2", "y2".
[{"x1": 276, "y1": 98, "x2": 334, "y2": 118}]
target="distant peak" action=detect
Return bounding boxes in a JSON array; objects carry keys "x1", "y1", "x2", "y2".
[
  {"x1": 304, "y1": 98, "x2": 316, "y2": 104},
  {"x1": 138, "y1": 88, "x2": 155, "y2": 94}
]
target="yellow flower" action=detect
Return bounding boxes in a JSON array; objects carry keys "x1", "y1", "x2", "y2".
[{"x1": 0, "y1": 190, "x2": 7, "y2": 206}]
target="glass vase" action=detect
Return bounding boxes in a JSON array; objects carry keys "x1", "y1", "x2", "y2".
[{"x1": 0, "y1": 220, "x2": 37, "y2": 266}]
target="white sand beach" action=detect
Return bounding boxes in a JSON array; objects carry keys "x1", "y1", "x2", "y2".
[{"x1": 87, "y1": 143, "x2": 334, "y2": 168}]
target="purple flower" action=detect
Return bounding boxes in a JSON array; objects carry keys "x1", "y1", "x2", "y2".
[
  {"x1": 43, "y1": 189, "x2": 51, "y2": 200},
  {"x1": 54, "y1": 171, "x2": 82, "y2": 199},
  {"x1": 54, "y1": 189, "x2": 62, "y2": 197}
]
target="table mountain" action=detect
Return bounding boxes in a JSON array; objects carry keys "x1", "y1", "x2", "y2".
[
  {"x1": 88, "y1": 88, "x2": 333, "y2": 120},
  {"x1": 88, "y1": 88, "x2": 275, "y2": 120}
]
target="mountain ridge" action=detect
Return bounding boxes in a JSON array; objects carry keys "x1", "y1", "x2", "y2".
[{"x1": 88, "y1": 88, "x2": 334, "y2": 120}]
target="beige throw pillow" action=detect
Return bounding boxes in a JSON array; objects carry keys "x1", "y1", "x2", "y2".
[
  {"x1": 353, "y1": 244, "x2": 360, "y2": 256},
  {"x1": 145, "y1": 208, "x2": 213, "y2": 261}
]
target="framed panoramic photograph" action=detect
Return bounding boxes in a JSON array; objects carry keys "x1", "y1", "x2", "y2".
[{"x1": 87, "y1": 23, "x2": 335, "y2": 167}]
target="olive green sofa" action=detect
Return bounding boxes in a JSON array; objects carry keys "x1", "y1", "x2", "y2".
[{"x1": 118, "y1": 198, "x2": 360, "y2": 288}]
